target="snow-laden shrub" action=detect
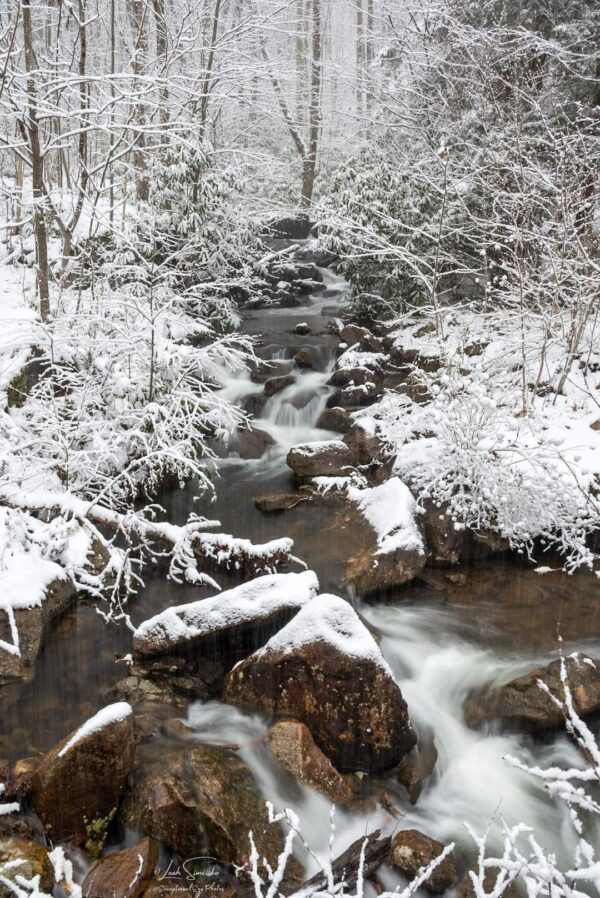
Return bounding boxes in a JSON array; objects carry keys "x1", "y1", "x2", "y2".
[
  {"x1": 7, "y1": 281, "x2": 251, "y2": 509},
  {"x1": 395, "y1": 368, "x2": 598, "y2": 569}
]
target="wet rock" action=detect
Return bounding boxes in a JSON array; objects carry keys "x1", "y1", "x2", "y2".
[
  {"x1": 295, "y1": 322, "x2": 312, "y2": 335},
  {"x1": 294, "y1": 347, "x2": 317, "y2": 369},
  {"x1": 0, "y1": 837, "x2": 54, "y2": 897},
  {"x1": 340, "y1": 478, "x2": 427, "y2": 595},
  {"x1": 132, "y1": 572, "x2": 319, "y2": 699},
  {"x1": 124, "y1": 742, "x2": 302, "y2": 886},
  {"x1": 82, "y1": 837, "x2": 158, "y2": 898},
  {"x1": 464, "y1": 655, "x2": 600, "y2": 734},
  {"x1": 254, "y1": 493, "x2": 310, "y2": 513},
  {"x1": 397, "y1": 734, "x2": 438, "y2": 804},
  {"x1": 268, "y1": 719, "x2": 354, "y2": 805},
  {"x1": 107, "y1": 676, "x2": 186, "y2": 711},
  {"x1": 239, "y1": 392, "x2": 266, "y2": 418},
  {"x1": 264, "y1": 374, "x2": 295, "y2": 397},
  {"x1": 233, "y1": 427, "x2": 275, "y2": 459},
  {"x1": 287, "y1": 440, "x2": 358, "y2": 479},
  {"x1": 591, "y1": 418, "x2": 600, "y2": 432},
  {"x1": 32, "y1": 702, "x2": 136, "y2": 843},
  {"x1": 316, "y1": 406, "x2": 352, "y2": 434},
  {"x1": 225, "y1": 594, "x2": 416, "y2": 772},
  {"x1": 249, "y1": 359, "x2": 288, "y2": 384},
  {"x1": 389, "y1": 830, "x2": 456, "y2": 894},
  {"x1": 0, "y1": 575, "x2": 76, "y2": 685}
]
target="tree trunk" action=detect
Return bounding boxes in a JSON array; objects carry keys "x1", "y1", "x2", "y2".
[
  {"x1": 127, "y1": 0, "x2": 150, "y2": 203},
  {"x1": 300, "y1": 0, "x2": 321, "y2": 208},
  {"x1": 22, "y1": 0, "x2": 51, "y2": 321}
]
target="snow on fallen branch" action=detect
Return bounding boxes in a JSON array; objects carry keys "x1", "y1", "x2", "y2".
[{"x1": 0, "y1": 487, "x2": 300, "y2": 629}]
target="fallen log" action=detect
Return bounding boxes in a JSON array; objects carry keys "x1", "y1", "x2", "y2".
[{"x1": 290, "y1": 830, "x2": 391, "y2": 896}]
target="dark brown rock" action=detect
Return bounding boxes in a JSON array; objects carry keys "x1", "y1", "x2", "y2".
[
  {"x1": 316, "y1": 407, "x2": 352, "y2": 434},
  {"x1": 397, "y1": 736, "x2": 438, "y2": 804},
  {"x1": 268, "y1": 720, "x2": 354, "y2": 804},
  {"x1": 82, "y1": 837, "x2": 158, "y2": 898},
  {"x1": 264, "y1": 374, "x2": 295, "y2": 397},
  {"x1": 0, "y1": 837, "x2": 54, "y2": 897},
  {"x1": 294, "y1": 347, "x2": 316, "y2": 369},
  {"x1": 124, "y1": 742, "x2": 302, "y2": 886},
  {"x1": 464, "y1": 655, "x2": 600, "y2": 733},
  {"x1": 389, "y1": 830, "x2": 456, "y2": 894},
  {"x1": 295, "y1": 322, "x2": 312, "y2": 335},
  {"x1": 225, "y1": 595, "x2": 416, "y2": 772},
  {"x1": 287, "y1": 440, "x2": 358, "y2": 479},
  {"x1": 233, "y1": 427, "x2": 275, "y2": 459},
  {"x1": 32, "y1": 703, "x2": 136, "y2": 843}
]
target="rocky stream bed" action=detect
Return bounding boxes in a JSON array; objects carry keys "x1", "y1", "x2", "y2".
[{"x1": 1, "y1": 245, "x2": 600, "y2": 898}]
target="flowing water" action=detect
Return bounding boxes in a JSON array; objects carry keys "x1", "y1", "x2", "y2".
[{"x1": 3, "y1": 263, "x2": 600, "y2": 878}]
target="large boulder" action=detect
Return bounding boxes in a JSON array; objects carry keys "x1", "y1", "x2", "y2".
[
  {"x1": 82, "y1": 837, "x2": 158, "y2": 898},
  {"x1": 132, "y1": 571, "x2": 319, "y2": 697},
  {"x1": 32, "y1": 702, "x2": 136, "y2": 843},
  {"x1": 232, "y1": 427, "x2": 275, "y2": 459},
  {"x1": 464, "y1": 655, "x2": 600, "y2": 734},
  {"x1": 389, "y1": 830, "x2": 456, "y2": 894},
  {"x1": 225, "y1": 594, "x2": 416, "y2": 772},
  {"x1": 0, "y1": 837, "x2": 54, "y2": 898},
  {"x1": 268, "y1": 719, "x2": 354, "y2": 805},
  {"x1": 123, "y1": 741, "x2": 302, "y2": 886},
  {"x1": 287, "y1": 440, "x2": 358, "y2": 479},
  {"x1": 341, "y1": 479, "x2": 426, "y2": 595}
]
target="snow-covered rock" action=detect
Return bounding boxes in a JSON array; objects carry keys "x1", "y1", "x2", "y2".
[
  {"x1": 341, "y1": 478, "x2": 426, "y2": 594},
  {"x1": 225, "y1": 593, "x2": 416, "y2": 772},
  {"x1": 287, "y1": 439, "x2": 358, "y2": 479},
  {"x1": 32, "y1": 702, "x2": 136, "y2": 840},
  {"x1": 132, "y1": 571, "x2": 320, "y2": 696}
]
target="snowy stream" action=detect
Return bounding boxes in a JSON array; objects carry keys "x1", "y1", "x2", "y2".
[{"x1": 4, "y1": 263, "x2": 600, "y2": 878}]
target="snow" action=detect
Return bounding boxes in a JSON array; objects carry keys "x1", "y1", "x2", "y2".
[
  {"x1": 291, "y1": 440, "x2": 349, "y2": 457},
  {"x1": 348, "y1": 478, "x2": 425, "y2": 555},
  {"x1": 57, "y1": 702, "x2": 132, "y2": 757},
  {"x1": 134, "y1": 570, "x2": 320, "y2": 649},
  {"x1": 0, "y1": 266, "x2": 38, "y2": 400},
  {"x1": 0, "y1": 783, "x2": 19, "y2": 817},
  {"x1": 258, "y1": 593, "x2": 394, "y2": 674},
  {"x1": 0, "y1": 507, "x2": 85, "y2": 657}
]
